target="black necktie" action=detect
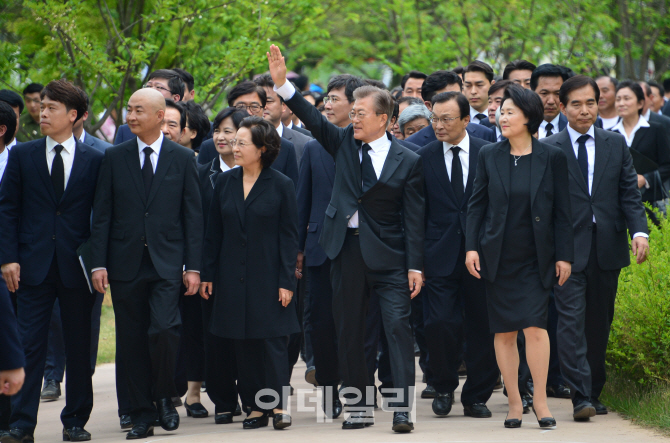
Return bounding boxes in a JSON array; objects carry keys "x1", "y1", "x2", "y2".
[
  {"x1": 361, "y1": 143, "x2": 377, "y2": 192},
  {"x1": 577, "y1": 134, "x2": 589, "y2": 190},
  {"x1": 51, "y1": 144, "x2": 65, "y2": 201},
  {"x1": 142, "y1": 147, "x2": 154, "y2": 199},
  {"x1": 545, "y1": 122, "x2": 554, "y2": 137},
  {"x1": 450, "y1": 146, "x2": 464, "y2": 202},
  {"x1": 475, "y1": 113, "x2": 487, "y2": 124}
]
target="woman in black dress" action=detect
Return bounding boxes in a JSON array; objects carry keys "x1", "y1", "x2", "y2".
[
  {"x1": 200, "y1": 117, "x2": 300, "y2": 430},
  {"x1": 465, "y1": 85, "x2": 573, "y2": 428}
]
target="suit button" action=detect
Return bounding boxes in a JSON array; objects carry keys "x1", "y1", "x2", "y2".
[
  {"x1": 457, "y1": 229, "x2": 461, "y2": 235},
  {"x1": 240, "y1": 277, "x2": 244, "y2": 283},
  {"x1": 52, "y1": 235, "x2": 56, "y2": 240},
  {"x1": 145, "y1": 213, "x2": 149, "y2": 217},
  {"x1": 346, "y1": 215, "x2": 351, "y2": 219},
  {"x1": 535, "y1": 217, "x2": 540, "y2": 222},
  {"x1": 56, "y1": 211, "x2": 61, "y2": 216}
]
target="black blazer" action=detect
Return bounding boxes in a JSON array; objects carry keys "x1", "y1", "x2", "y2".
[
  {"x1": 418, "y1": 135, "x2": 487, "y2": 277},
  {"x1": 406, "y1": 123, "x2": 496, "y2": 147},
  {"x1": 283, "y1": 124, "x2": 312, "y2": 167},
  {"x1": 285, "y1": 90, "x2": 425, "y2": 271},
  {"x1": 0, "y1": 278, "x2": 22, "y2": 371},
  {"x1": 201, "y1": 167, "x2": 300, "y2": 339},
  {"x1": 611, "y1": 120, "x2": 670, "y2": 189},
  {"x1": 544, "y1": 129, "x2": 648, "y2": 272},
  {"x1": 0, "y1": 138, "x2": 104, "y2": 288},
  {"x1": 90, "y1": 137, "x2": 203, "y2": 282},
  {"x1": 83, "y1": 131, "x2": 113, "y2": 152},
  {"x1": 465, "y1": 138, "x2": 574, "y2": 288}
]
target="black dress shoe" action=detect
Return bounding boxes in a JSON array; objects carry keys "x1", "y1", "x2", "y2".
[
  {"x1": 531, "y1": 406, "x2": 556, "y2": 428},
  {"x1": 214, "y1": 412, "x2": 233, "y2": 424},
  {"x1": 547, "y1": 384, "x2": 571, "y2": 398},
  {"x1": 273, "y1": 414, "x2": 292, "y2": 429},
  {"x1": 41, "y1": 380, "x2": 61, "y2": 401},
  {"x1": 432, "y1": 392, "x2": 453, "y2": 416},
  {"x1": 1, "y1": 428, "x2": 34, "y2": 443},
  {"x1": 463, "y1": 403, "x2": 492, "y2": 418},
  {"x1": 573, "y1": 400, "x2": 596, "y2": 421},
  {"x1": 125, "y1": 423, "x2": 154, "y2": 440},
  {"x1": 156, "y1": 398, "x2": 180, "y2": 431},
  {"x1": 504, "y1": 415, "x2": 522, "y2": 428},
  {"x1": 243, "y1": 413, "x2": 269, "y2": 429},
  {"x1": 392, "y1": 412, "x2": 413, "y2": 433},
  {"x1": 234, "y1": 403, "x2": 242, "y2": 416},
  {"x1": 120, "y1": 415, "x2": 132, "y2": 430},
  {"x1": 184, "y1": 401, "x2": 209, "y2": 418},
  {"x1": 322, "y1": 394, "x2": 343, "y2": 419},
  {"x1": 342, "y1": 414, "x2": 374, "y2": 429},
  {"x1": 421, "y1": 385, "x2": 437, "y2": 398},
  {"x1": 62, "y1": 427, "x2": 91, "y2": 442},
  {"x1": 592, "y1": 398, "x2": 608, "y2": 415}
]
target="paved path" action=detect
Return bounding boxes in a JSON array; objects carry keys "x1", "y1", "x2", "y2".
[{"x1": 31, "y1": 360, "x2": 669, "y2": 443}]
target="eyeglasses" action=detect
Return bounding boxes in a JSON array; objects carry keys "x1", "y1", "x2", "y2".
[
  {"x1": 229, "y1": 139, "x2": 254, "y2": 148},
  {"x1": 430, "y1": 115, "x2": 460, "y2": 125},
  {"x1": 235, "y1": 103, "x2": 263, "y2": 112},
  {"x1": 349, "y1": 111, "x2": 382, "y2": 120},
  {"x1": 143, "y1": 82, "x2": 172, "y2": 94},
  {"x1": 323, "y1": 96, "x2": 341, "y2": 104}
]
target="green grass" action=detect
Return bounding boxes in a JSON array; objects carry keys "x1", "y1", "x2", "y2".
[
  {"x1": 601, "y1": 370, "x2": 670, "y2": 435},
  {"x1": 96, "y1": 291, "x2": 116, "y2": 365}
]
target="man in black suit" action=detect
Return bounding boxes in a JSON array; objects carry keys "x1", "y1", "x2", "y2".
[
  {"x1": 405, "y1": 71, "x2": 496, "y2": 147},
  {"x1": 418, "y1": 92, "x2": 498, "y2": 418},
  {"x1": 544, "y1": 76, "x2": 649, "y2": 421},
  {"x1": 269, "y1": 45, "x2": 424, "y2": 433},
  {"x1": 90, "y1": 88, "x2": 203, "y2": 439},
  {"x1": 463, "y1": 61, "x2": 495, "y2": 128},
  {"x1": 502, "y1": 60, "x2": 537, "y2": 89},
  {"x1": 487, "y1": 80, "x2": 513, "y2": 142},
  {"x1": 639, "y1": 81, "x2": 670, "y2": 142},
  {"x1": 0, "y1": 102, "x2": 17, "y2": 182},
  {"x1": 0, "y1": 80, "x2": 104, "y2": 443},
  {"x1": 400, "y1": 71, "x2": 427, "y2": 98},
  {"x1": 0, "y1": 90, "x2": 23, "y2": 151},
  {"x1": 531, "y1": 64, "x2": 571, "y2": 139}
]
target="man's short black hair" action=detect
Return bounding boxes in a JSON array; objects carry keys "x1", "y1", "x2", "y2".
[
  {"x1": 327, "y1": 74, "x2": 366, "y2": 103},
  {"x1": 464, "y1": 61, "x2": 495, "y2": 83},
  {"x1": 173, "y1": 68, "x2": 195, "y2": 93},
  {"x1": 501, "y1": 84, "x2": 544, "y2": 134},
  {"x1": 0, "y1": 90, "x2": 25, "y2": 114},
  {"x1": 365, "y1": 79, "x2": 387, "y2": 90},
  {"x1": 294, "y1": 75, "x2": 309, "y2": 91},
  {"x1": 254, "y1": 73, "x2": 284, "y2": 103},
  {"x1": 422, "y1": 70, "x2": 463, "y2": 102},
  {"x1": 452, "y1": 66, "x2": 465, "y2": 76},
  {"x1": 638, "y1": 81, "x2": 652, "y2": 98},
  {"x1": 401, "y1": 71, "x2": 427, "y2": 89},
  {"x1": 22, "y1": 83, "x2": 44, "y2": 96},
  {"x1": 502, "y1": 60, "x2": 537, "y2": 80},
  {"x1": 488, "y1": 79, "x2": 513, "y2": 97},
  {"x1": 648, "y1": 80, "x2": 665, "y2": 98},
  {"x1": 530, "y1": 64, "x2": 573, "y2": 91},
  {"x1": 431, "y1": 91, "x2": 470, "y2": 119},
  {"x1": 213, "y1": 107, "x2": 250, "y2": 131},
  {"x1": 165, "y1": 99, "x2": 186, "y2": 130},
  {"x1": 147, "y1": 69, "x2": 186, "y2": 101},
  {"x1": 616, "y1": 80, "x2": 646, "y2": 115},
  {"x1": 228, "y1": 81, "x2": 267, "y2": 107},
  {"x1": 0, "y1": 101, "x2": 18, "y2": 144},
  {"x1": 397, "y1": 96, "x2": 424, "y2": 107},
  {"x1": 183, "y1": 101, "x2": 210, "y2": 150},
  {"x1": 40, "y1": 79, "x2": 88, "y2": 123},
  {"x1": 559, "y1": 75, "x2": 600, "y2": 107}
]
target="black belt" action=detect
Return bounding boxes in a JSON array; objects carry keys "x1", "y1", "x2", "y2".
[{"x1": 347, "y1": 228, "x2": 359, "y2": 236}]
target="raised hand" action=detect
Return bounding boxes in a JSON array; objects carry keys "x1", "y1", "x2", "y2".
[{"x1": 266, "y1": 44, "x2": 288, "y2": 89}]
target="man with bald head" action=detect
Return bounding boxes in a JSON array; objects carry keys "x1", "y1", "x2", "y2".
[{"x1": 90, "y1": 88, "x2": 203, "y2": 439}]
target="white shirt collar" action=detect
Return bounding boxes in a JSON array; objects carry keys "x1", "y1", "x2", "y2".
[
  {"x1": 541, "y1": 114, "x2": 561, "y2": 130},
  {"x1": 78, "y1": 130, "x2": 86, "y2": 143},
  {"x1": 46, "y1": 135, "x2": 76, "y2": 154},
  {"x1": 364, "y1": 133, "x2": 391, "y2": 153},
  {"x1": 470, "y1": 106, "x2": 486, "y2": 120},
  {"x1": 566, "y1": 124, "x2": 596, "y2": 145},
  {"x1": 286, "y1": 120, "x2": 294, "y2": 129},
  {"x1": 643, "y1": 108, "x2": 651, "y2": 121},
  {"x1": 6, "y1": 138, "x2": 17, "y2": 150},
  {"x1": 276, "y1": 123, "x2": 284, "y2": 137},
  {"x1": 138, "y1": 132, "x2": 164, "y2": 156},
  {"x1": 611, "y1": 114, "x2": 650, "y2": 146},
  {"x1": 218, "y1": 156, "x2": 238, "y2": 172},
  {"x1": 442, "y1": 131, "x2": 470, "y2": 156}
]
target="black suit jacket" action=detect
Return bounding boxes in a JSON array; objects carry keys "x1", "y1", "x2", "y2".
[
  {"x1": 465, "y1": 138, "x2": 574, "y2": 288},
  {"x1": 611, "y1": 120, "x2": 670, "y2": 185},
  {"x1": 91, "y1": 137, "x2": 203, "y2": 282},
  {"x1": 406, "y1": 123, "x2": 496, "y2": 147},
  {"x1": 419, "y1": 135, "x2": 487, "y2": 277},
  {"x1": 285, "y1": 90, "x2": 425, "y2": 271},
  {"x1": 543, "y1": 129, "x2": 647, "y2": 272},
  {"x1": 0, "y1": 138, "x2": 104, "y2": 288},
  {"x1": 283, "y1": 124, "x2": 312, "y2": 167},
  {"x1": 83, "y1": 131, "x2": 113, "y2": 152},
  {"x1": 201, "y1": 167, "x2": 300, "y2": 339}
]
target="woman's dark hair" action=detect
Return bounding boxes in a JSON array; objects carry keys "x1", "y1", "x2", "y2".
[
  {"x1": 239, "y1": 116, "x2": 281, "y2": 168},
  {"x1": 559, "y1": 75, "x2": 600, "y2": 107},
  {"x1": 40, "y1": 79, "x2": 88, "y2": 123},
  {"x1": 183, "y1": 101, "x2": 210, "y2": 150},
  {"x1": 213, "y1": 107, "x2": 250, "y2": 131},
  {"x1": 615, "y1": 80, "x2": 645, "y2": 116},
  {"x1": 500, "y1": 84, "x2": 544, "y2": 134},
  {"x1": 0, "y1": 101, "x2": 18, "y2": 144}
]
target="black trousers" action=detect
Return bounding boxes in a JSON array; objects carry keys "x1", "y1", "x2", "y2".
[
  {"x1": 110, "y1": 249, "x2": 181, "y2": 425},
  {"x1": 411, "y1": 294, "x2": 429, "y2": 376},
  {"x1": 366, "y1": 291, "x2": 393, "y2": 396},
  {"x1": 287, "y1": 269, "x2": 306, "y2": 379},
  {"x1": 331, "y1": 232, "x2": 414, "y2": 409},
  {"x1": 554, "y1": 231, "x2": 620, "y2": 401},
  {"x1": 423, "y1": 247, "x2": 498, "y2": 405},
  {"x1": 0, "y1": 282, "x2": 17, "y2": 431},
  {"x1": 10, "y1": 257, "x2": 94, "y2": 434},
  {"x1": 174, "y1": 290, "x2": 206, "y2": 398},
  {"x1": 234, "y1": 337, "x2": 290, "y2": 412},
  {"x1": 201, "y1": 297, "x2": 239, "y2": 414}
]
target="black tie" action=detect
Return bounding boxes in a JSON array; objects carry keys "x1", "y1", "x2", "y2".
[
  {"x1": 361, "y1": 143, "x2": 377, "y2": 192},
  {"x1": 545, "y1": 122, "x2": 554, "y2": 137},
  {"x1": 142, "y1": 147, "x2": 154, "y2": 199},
  {"x1": 450, "y1": 146, "x2": 464, "y2": 202},
  {"x1": 475, "y1": 113, "x2": 487, "y2": 124},
  {"x1": 577, "y1": 135, "x2": 589, "y2": 190},
  {"x1": 51, "y1": 144, "x2": 65, "y2": 201}
]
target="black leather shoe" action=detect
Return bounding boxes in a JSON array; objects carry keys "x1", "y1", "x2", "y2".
[
  {"x1": 41, "y1": 380, "x2": 61, "y2": 401},
  {"x1": 120, "y1": 415, "x2": 132, "y2": 430},
  {"x1": 273, "y1": 414, "x2": 292, "y2": 429},
  {"x1": 392, "y1": 412, "x2": 413, "y2": 433},
  {"x1": 322, "y1": 394, "x2": 343, "y2": 419},
  {"x1": 125, "y1": 424, "x2": 154, "y2": 440},
  {"x1": 214, "y1": 412, "x2": 233, "y2": 424},
  {"x1": 62, "y1": 427, "x2": 91, "y2": 442},
  {"x1": 171, "y1": 396, "x2": 183, "y2": 407},
  {"x1": 342, "y1": 413, "x2": 374, "y2": 429},
  {"x1": 504, "y1": 415, "x2": 522, "y2": 428},
  {"x1": 432, "y1": 392, "x2": 453, "y2": 416},
  {"x1": 463, "y1": 403, "x2": 492, "y2": 418},
  {"x1": 0, "y1": 428, "x2": 34, "y2": 443},
  {"x1": 234, "y1": 402, "x2": 242, "y2": 416},
  {"x1": 521, "y1": 392, "x2": 532, "y2": 413},
  {"x1": 156, "y1": 397, "x2": 180, "y2": 431},
  {"x1": 573, "y1": 400, "x2": 596, "y2": 421},
  {"x1": 547, "y1": 384, "x2": 571, "y2": 399},
  {"x1": 532, "y1": 406, "x2": 556, "y2": 428},
  {"x1": 592, "y1": 398, "x2": 608, "y2": 415},
  {"x1": 243, "y1": 413, "x2": 269, "y2": 429},
  {"x1": 184, "y1": 401, "x2": 209, "y2": 418},
  {"x1": 421, "y1": 385, "x2": 437, "y2": 398}
]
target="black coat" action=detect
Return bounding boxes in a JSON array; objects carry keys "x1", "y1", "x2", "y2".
[
  {"x1": 201, "y1": 167, "x2": 300, "y2": 339},
  {"x1": 465, "y1": 138, "x2": 574, "y2": 289}
]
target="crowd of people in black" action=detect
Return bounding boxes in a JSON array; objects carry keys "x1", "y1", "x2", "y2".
[{"x1": 2, "y1": 43, "x2": 667, "y2": 441}]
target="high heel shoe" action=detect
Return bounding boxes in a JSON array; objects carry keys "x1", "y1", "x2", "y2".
[
  {"x1": 532, "y1": 406, "x2": 556, "y2": 428},
  {"x1": 243, "y1": 412, "x2": 269, "y2": 429},
  {"x1": 504, "y1": 414, "x2": 522, "y2": 428}
]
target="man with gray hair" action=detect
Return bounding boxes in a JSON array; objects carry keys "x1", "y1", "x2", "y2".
[
  {"x1": 269, "y1": 45, "x2": 424, "y2": 433},
  {"x1": 398, "y1": 104, "x2": 431, "y2": 139}
]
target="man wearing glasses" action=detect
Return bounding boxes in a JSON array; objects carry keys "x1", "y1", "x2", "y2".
[{"x1": 16, "y1": 83, "x2": 43, "y2": 142}]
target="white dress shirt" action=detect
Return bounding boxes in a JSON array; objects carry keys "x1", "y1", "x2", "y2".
[
  {"x1": 611, "y1": 115, "x2": 649, "y2": 147},
  {"x1": 495, "y1": 126, "x2": 503, "y2": 142},
  {"x1": 6, "y1": 138, "x2": 17, "y2": 150},
  {"x1": 276, "y1": 122, "x2": 284, "y2": 137},
  {"x1": 538, "y1": 114, "x2": 561, "y2": 139},
  {"x1": 469, "y1": 106, "x2": 488, "y2": 125},
  {"x1": 219, "y1": 156, "x2": 238, "y2": 172},
  {"x1": 600, "y1": 116, "x2": 619, "y2": 131},
  {"x1": 78, "y1": 131, "x2": 86, "y2": 143},
  {"x1": 46, "y1": 135, "x2": 76, "y2": 190},
  {"x1": 0, "y1": 147, "x2": 8, "y2": 183},
  {"x1": 443, "y1": 132, "x2": 470, "y2": 188},
  {"x1": 137, "y1": 133, "x2": 164, "y2": 173}
]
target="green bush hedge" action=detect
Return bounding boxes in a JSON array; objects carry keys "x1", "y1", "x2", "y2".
[{"x1": 607, "y1": 212, "x2": 670, "y2": 385}]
